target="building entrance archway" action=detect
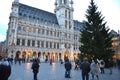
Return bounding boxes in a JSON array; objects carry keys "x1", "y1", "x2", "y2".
[
  {"x1": 22, "y1": 51, "x2": 26, "y2": 58},
  {"x1": 64, "y1": 49, "x2": 70, "y2": 61},
  {"x1": 16, "y1": 51, "x2": 21, "y2": 58}
]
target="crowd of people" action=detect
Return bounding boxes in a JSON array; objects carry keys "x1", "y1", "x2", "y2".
[{"x1": 0, "y1": 55, "x2": 120, "y2": 80}]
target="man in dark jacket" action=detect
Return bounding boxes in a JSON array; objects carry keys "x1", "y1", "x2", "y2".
[
  {"x1": 81, "y1": 58, "x2": 90, "y2": 80},
  {"x1": 64, "y1": 59, "x2": 72, "y2": 78},
  {"x1": 31, "y1": 59, "x2": 39, "y2": 80},
  {"x1": 0, "y1": 57, "x2": 11, "y2": 80}
]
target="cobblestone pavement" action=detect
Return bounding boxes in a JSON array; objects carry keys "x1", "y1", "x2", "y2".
[{"x1": 9, "y1": 62, "x2": 120, "y2": 80}]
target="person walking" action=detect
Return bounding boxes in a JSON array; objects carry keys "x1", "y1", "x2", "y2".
[
  {"x1": 99, "y1": 60, "x2": 105, "y2": 74},
  {"x1": 81, "y1": 57, "x2": 90, "y2": 80},
  {"x1": 90, "y1": 60, "x2": 101, "y2": 80},
  {"x1": 31, "y1": 59, "x2": 39, "y2": 80},
  {"x1": 64, "y1": 59, "x2": 72, "y2": 78},
  {"x1": 0, "y1": 56, "x2": 11, "y2": 80},
  {"x1": 49, "y1": 58, "x2": 53, "y2": 65},
  {"x1": 74, "y1": 59, "x2": 79, "y2": 70}
]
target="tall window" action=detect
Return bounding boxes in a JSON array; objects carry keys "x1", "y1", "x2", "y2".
[
  {"x1": 50, "y1": 42, "x2": 52, "y2": 48},
  {"x1": 38, "y1": 29, "x2": 40, "y2": 34},
  {"x1": 17, "y1": 39, "x2": 20, "y2": 45},
  {"x1": 27, "y1": 40, "x2": 30, "y2": 46},
  {"x1": 65, "y1": 10, "x2": 67, "y2": 18},
  {"x1": 69, "y1": 21, "x2": 71, "y2": 29},
  {"x1": 50, "y1": 31, "x2": 52, "y2": 36},
  {"x1": 69, "y1": 11, "x2": 71, "y2": 19},
  {"x1": 33, "y1": 28, "x2": 36, "y2": 33},
  {"x1": 64, "y1": 0, "x2": 67, "y2": 4},
  {"x1": 46, "y1": 41, "x2": 48, "y2": 48},
  {"x1": 32, "y1": 40, "x2": 35, "y2": 47},
  {"x1": 65, "y1": 20, "x2": 67, "y2": 28},
  {"x1": 65, "y1": 44, "x2": 67, "y2": 48},
  {"x1": 22, "y1": 39, "x2": 25, "y2": 46},
  {"x1": 57, "y1": 32, "x2": 59, "y2": 37},
  {"x1": 37, "y1": 41, "x2": 40, "y2": 47},
  {"x1": 46, "y1": 30, "x2": 49, "y2": 35},
  {"x1": 57, "y1": 43, "x2": 59, "y2": 49},
  {"x1": 42, "y1": 29, "x2": 45, "y2": 34},
  {"x1": 54, "y1": 31, "x2": 56, "y2": 37},
  {"x1": 65, "y1": 33, "x2": 67, "y2": 38},
  {"x1": 41, "y1": 41, "x2": 44, "y2": 48},
  {"x1": 54, "y1": 43, "x2": 56, "y2": 48}
]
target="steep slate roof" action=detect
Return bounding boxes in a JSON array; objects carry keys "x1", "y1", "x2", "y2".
[
  {"x1": 18, "y1": 3, "x2": 83, "y2": 30},
  {"x1": 19, "y1": 3, "x2": 58, "y2": 24},
  {"x1": 74, "y1": 20, "x2": 83, "y2": 30}
]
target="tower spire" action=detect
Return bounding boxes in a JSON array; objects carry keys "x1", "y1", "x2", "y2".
[
  {"x1": 14, "y1": 0, "x2": 19, "y2": 3},
  {"x1": 55, "y1": 0, "x2": 74, "y2": 30}
]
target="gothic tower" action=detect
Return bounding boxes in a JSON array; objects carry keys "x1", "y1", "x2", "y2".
[
  {"x1": 55, "y1": 0, "x2": 74, "y2": 30},
  {"x1": 7, "y1": 0, "x2": 19, "y2": 46},
  {"x1": 54, "y1": 0, "x2": 74, "y2": 58}
]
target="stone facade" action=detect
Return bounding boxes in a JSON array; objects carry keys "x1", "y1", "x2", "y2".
[{"x1": 6, "y1": 0, "x2": 83, "y2": 61}]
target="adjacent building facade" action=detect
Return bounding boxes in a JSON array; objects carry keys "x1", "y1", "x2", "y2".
[
  {"x1": 111, "y1": 30, "x2": 120, "y2": 59},
  {"x1": 6, "y1": 0, "x2": 83, "y2": 61}
]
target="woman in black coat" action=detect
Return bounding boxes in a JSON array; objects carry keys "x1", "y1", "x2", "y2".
[{"x1": 31, "y1": 59, "x2": 39, "y2": 80}]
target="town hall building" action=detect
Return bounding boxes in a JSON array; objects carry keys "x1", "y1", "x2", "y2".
[{"x1": 6, "y1": 0, "x2": 83, "y2": 61}]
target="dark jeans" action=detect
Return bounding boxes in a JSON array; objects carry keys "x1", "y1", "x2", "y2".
[
  {"x1": 33, "y1": 73, "x2": 38, "y2": 80},
  {"x1": 100, "y1": 67, "x2": 105, "y2": 74},
  {"x1": 82, "y1": 73, "x2": 89, "y2": 80},
  {"x1": 65, "y1": 70, "x2": 71, "y2": 78}
]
